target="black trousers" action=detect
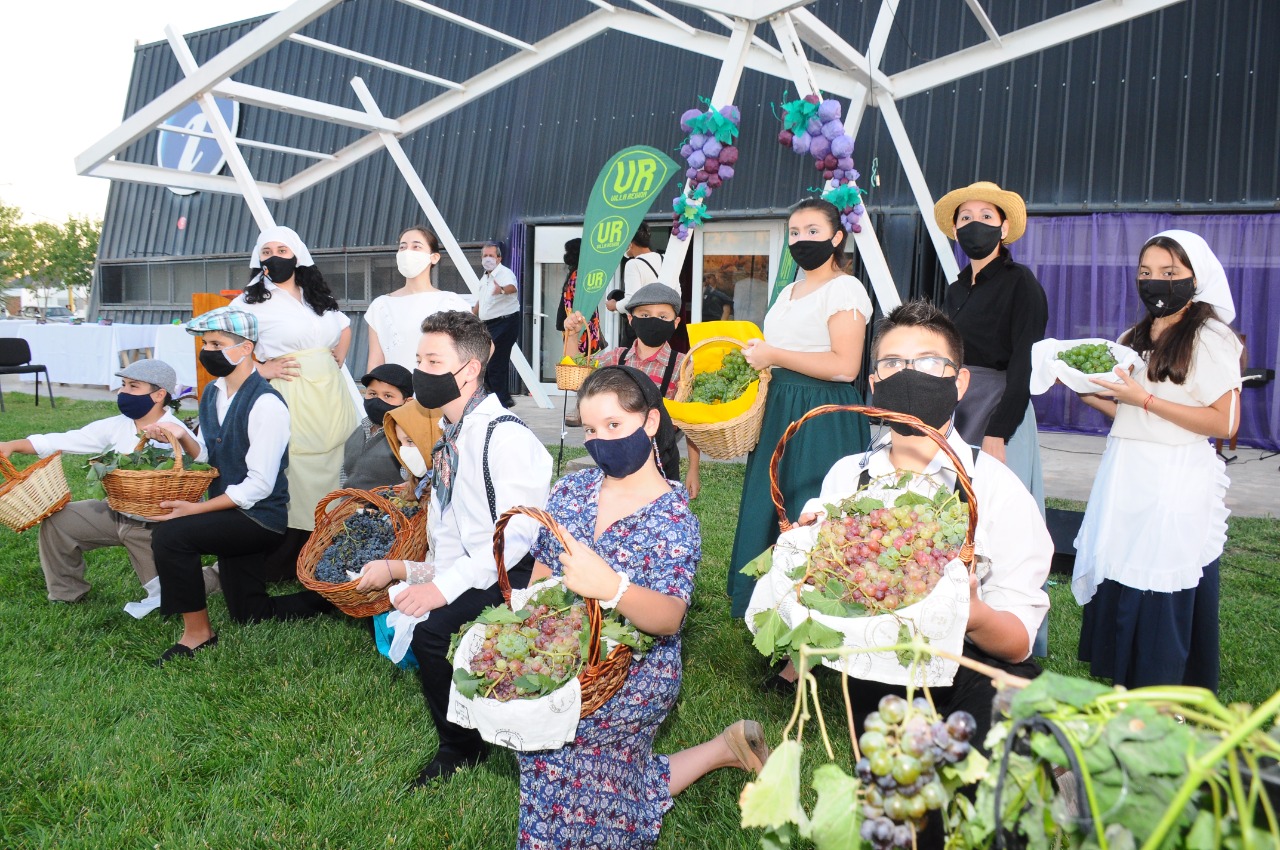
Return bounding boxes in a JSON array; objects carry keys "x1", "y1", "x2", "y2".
[
  {"x1": 484, "y1": 312, "x2": 520, "y2": 404},
  {"x1": 410, "y1": 557, "x2": 532, "y2": 756},
  {"x1": 153, "y1": 510, "x2": 331, "y2": 623}
]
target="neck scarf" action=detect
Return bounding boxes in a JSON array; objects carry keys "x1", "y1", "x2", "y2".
[{"x1": 431, "y1": 389, "x2": 488, "y2": 510}]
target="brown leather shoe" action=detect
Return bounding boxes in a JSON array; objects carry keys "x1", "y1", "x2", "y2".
[{"x1": 723, "y1": 719, "x2": 769, "y2": 773}]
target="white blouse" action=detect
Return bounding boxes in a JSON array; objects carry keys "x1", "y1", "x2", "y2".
[
  {"x1": 762, "y1": 274, "x2": 872, "y2": 352},
  {"x1": 364, "y1": 289, "x2": 472, "y2": 371},
  {"x1": 1109, "y1": 319, "x2": 1243, "y2": 446},
  {"x1": 232, "y1": 280, "x2": 350, "y2": 359}
]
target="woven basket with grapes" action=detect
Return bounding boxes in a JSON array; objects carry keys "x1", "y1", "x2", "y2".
[
  {"x1": 744, "y1": 405, "x2": 980, "y2": 687},
  {"x1": 669, "y1": 336, "x2": 771, "y2": 458},
  {"x1": 445, "y1": 507, "x2": 650, "y2": 751}
]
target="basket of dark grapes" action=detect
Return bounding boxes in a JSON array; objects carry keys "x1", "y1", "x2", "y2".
[
  {"x1": 1030, "y1": 337, "x2": 1140, "y2": 395},
  {"x1": 743, "y1": 405, "x2": 980, "y2": 686},
  {"x1": 445, "y1": 506, "x2": 651, "y2": 752},
  {"x1": 296, "y1": 487, "x2": 422, "y2": 617},
  {"x1": 667, "y1": 336, "x2": 771, "y2": 459}
]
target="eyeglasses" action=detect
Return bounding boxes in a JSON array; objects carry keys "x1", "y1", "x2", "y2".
[{"x1": 872, "y1": 356, "x2": 959, "y2": 379}]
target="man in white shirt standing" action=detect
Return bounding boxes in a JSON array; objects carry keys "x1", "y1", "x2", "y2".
[
  {"x1": 356, "y1": 310, "x2": 552, "y2": 784},
  {"x1": 471, "y1": 241, "x2": 520, "y2": 408},
  {"x1": 0, "y1": 359, "x2": 210, "y2": 612}
]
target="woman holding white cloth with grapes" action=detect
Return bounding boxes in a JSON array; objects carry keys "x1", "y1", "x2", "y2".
[{"x1": 231, "y1": 226, "x2": 358, "y2": 568}]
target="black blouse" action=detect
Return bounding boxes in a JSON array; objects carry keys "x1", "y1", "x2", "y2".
[{"x1": 944, "y1": 249, "x2": 1049, "y2": 441}]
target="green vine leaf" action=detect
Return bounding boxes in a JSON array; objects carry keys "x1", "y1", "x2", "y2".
[
  {"x1": 751, "y1": 609, "x2": 788, "y2": 659},
  {"x1": 451, "y1": 668, "x2": 483, "y2": 699},
  {"x1": 1009, "y1": 671, "x2": 1112, "y2": 720},
  {"x1": 803, "y1": 764, "x2": 860, "y2": 850},
  {"x1": 740, "y1": 548, "x2": 774, "y2": 579},
  {"x1": 740, "y1": 739, "x2": 807, "y2": 831}
]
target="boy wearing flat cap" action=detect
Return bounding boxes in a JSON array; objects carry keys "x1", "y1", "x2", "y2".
[
  {"x1": 566, "y1": 282, "x2": 703, "y2": 496},
  {"x1": 150, "y1": 308, "x2": 331, "y2": 665},
  {"x1": 0, "y1": 358, "x2": 215, "y2": 614},
  {"x1": 342, "y1": 363, "x2": 413, "y2": 490}
]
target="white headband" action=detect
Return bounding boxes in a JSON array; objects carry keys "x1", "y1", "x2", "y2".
[{"x1": 249, "y1": 225, "x2": 315, "y2": 269}]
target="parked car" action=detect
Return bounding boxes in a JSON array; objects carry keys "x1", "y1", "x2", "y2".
[{"x1": 21, "y1": 306, "x2": 75, "y2": 322}]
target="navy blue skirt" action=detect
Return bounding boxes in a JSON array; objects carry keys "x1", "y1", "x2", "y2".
[{"x1": 1078, "y1": 559, "x2": 1220, "y2": 693}]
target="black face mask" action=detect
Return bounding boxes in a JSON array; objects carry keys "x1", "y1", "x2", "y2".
[
  {"x1": 1137, "y1": 277, "x2": 1196, "y2": 318},
  {"x1": 956, "y1": 221, "x2": 1003, "y2": 261},
  {"x1": 412, "y1": 365, "x2": 466, "y2": 410},
  {"x1": 870, "y1": 369, "x2": 960, "y2": 437},
  {"x1": 789, "y1": 238, "x2": 838, "y2": 271},
  {"x1": 262, "y1": 255, "x2": 298, "y2": 283},
  {"x1": 630, "y1": 316, "x2": 676, "y2": 348},
  {"x1": 199, "y1": 346, "x2": 245, "y2": 378},
  {"x1": 363, "y1": 397, "x2": 399, "y2": 427}
]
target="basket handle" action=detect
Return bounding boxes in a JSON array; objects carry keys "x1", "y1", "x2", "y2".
[
  {"x1": 311, "y1": 487, "x2": 411, "y2": 538},
  {"x1": 563, "y1": 320, "x2": 597, "y2": 360},
  {"x1": 492, "y1": 506, "x2": 606, "y2": 668},
  {"x1": 0, "y1": 452, "x2": 27, "y2": 482},
  {"x1": 132, "y1": 429, "x2": 184, "y2": 471},
  {"x1": 768, "y1": 404, "x2": 979, "y2": 568}
]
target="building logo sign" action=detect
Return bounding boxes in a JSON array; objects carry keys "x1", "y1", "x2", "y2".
[{"x1": 156, "y1": 98, "x2": 240, "y2": 196}]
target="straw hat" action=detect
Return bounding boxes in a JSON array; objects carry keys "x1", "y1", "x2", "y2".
[{"x1": 933, "y1": 181, "x2": 1028, "y2": 244}]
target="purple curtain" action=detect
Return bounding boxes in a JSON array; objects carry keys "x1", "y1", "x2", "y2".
[{"x1": 956, "y1": 213, "x2": 1280, "y2": 450}]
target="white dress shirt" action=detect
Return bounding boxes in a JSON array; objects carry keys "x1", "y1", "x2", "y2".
[
  {"x1": 197, "y1": 378, "x2": 291, "y2": 510},
  {"x1": 802, "y1": 427, "x2": 1051, "y2": 661},
  {"x1": 231, "y1": 280, "x2": 349, "y2": 359},
  {"x1": 29, "y1": 411, "x2": 201, "y2": 458},
  {"x1": 421, "y1": 394, "x2": 552, "y2": 604},
  {"x1": 476, "y1": 264, "x2": 520, "y2": 321}
]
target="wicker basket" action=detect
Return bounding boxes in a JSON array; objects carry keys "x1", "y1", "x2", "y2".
[
  {"x1": 371, "y1": 485, "x2": 427, "y2": 562},
  {"x1": 296, "y1": 487, "x2": 425, "y2": 617},
  {"x1": 492, "y1": 506, "x2": 633, "y2": 717},
  {"x1": 102, "y1": 433, "x2": 219, "y2": 519},
  {"x1": 0, "y1": 452, "x2": 72, "y2": 533},
  {"x1": 669, "y1": 336, "x2": 772, "y2": 459},
  {"x1": 556, "y1": 329, "x2": 597, "y2": 391},
  {"x1": 769, "y1": 404, "x2": 978, "y2": 564}
]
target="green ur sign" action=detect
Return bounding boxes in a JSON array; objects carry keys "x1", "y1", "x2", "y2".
[{"x1": 572, "y1": 146, "x2": 678, "y2": 317}]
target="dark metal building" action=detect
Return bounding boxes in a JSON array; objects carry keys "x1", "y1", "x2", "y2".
[{"x1": 92, "y1": 0, "x2": 1278, "y2": 382}]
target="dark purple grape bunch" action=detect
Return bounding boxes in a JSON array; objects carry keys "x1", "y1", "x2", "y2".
[
  {"x1": 854, "y1": 695, "x2": 977, "y2": 850},
  {"x1": 672, "y1": 103, "x2": 741, "y2": 241},
  {"x1": 777, "y1": 93, "x2": 867, "y2": 232}
]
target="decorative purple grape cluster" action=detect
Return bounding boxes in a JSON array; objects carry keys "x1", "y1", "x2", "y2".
[
  {"x1": 671, "y1": 102, "x2": 742, "y2": 241},
  {"x1": 778, "y1": 93, "x2": 867, "y2": 233}
]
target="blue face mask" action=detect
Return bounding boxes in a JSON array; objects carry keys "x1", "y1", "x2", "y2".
[
  {"x1": 585, "y1": 423, "x2": 655, "y2": 479},
  {"x1": 117, "y1": 390, "x2": 157, "y2": 420}
]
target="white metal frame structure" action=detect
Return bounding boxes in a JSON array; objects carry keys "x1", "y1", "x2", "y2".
[{"x1": 78, "y1": 0, "x2": 1189, "y2": 406}]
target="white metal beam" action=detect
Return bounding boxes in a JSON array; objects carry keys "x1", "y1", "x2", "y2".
[
  {"x1": 787, "y1": 9, "x2": 878, "y2": 130},
  {"x1": 963, "y1": 0, "x2": 1003, "y2": 47},
  {"x1": 166, "y1": 26, "x2": 276, "y2": 231},
  {"x1": 349, "y1": 76, "x2": 551, "y2": 409},
  {"x1": 866, "y1": 0, "x2": 900, "y2": 76},
  {"x1": 280, "y1": 10, "x2": 616, "y2": 199},
  {"x1": 75, "y1": 0, "x2": 344, "y2": 175},
  {"x1": 658, "y1": 18, "x2": 756, "y2": 289},
  {"x1": 873, "y1": 91, "x2": 960, "y2": 284},
  {"x1": 891, "y1": 0, "x2": 1190, "y2": 99},
  {"x1": 770, "y1": 13, "x2": 822, "y2": 99},
  {"x1": 702, "y1": 9, "x2": 785, "y2": 60},
  {"x1": 390, "y1": 0, "x2": 537, "y2": 52},
  {"x1": 625, "y1": 0, "x2": 697, "y2": 35},
  {"x1": 155, "y1": 123, "x2": 336, "y2": 160},
  {"x1": 287, "y1": 33, "x2": 464, "y2": 89},
  {"x1": 85, "y1": 160, "x2": 287, "y2": 199},
  {"x1": 212, "y1": 80, "x2": 402, "y2": 132}
]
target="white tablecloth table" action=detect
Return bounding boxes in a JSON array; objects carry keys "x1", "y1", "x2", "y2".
[
  {"x1": 151, "y1": 324, "x2": 198, "y2": 392},
  {"x1": 0, "y1": 322, "x2": 176, "y2": 389}
]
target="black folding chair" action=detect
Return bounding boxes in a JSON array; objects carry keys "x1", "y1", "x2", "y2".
[{"x1": 0, "y1": 338, "x2": 55, "y2": 411}]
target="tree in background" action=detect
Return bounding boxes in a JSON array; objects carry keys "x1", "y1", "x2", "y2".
[{"x1": 0, "y1": 200, "x2": 101, "y2": 316}]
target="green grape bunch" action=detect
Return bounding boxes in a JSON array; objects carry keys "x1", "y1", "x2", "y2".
[
  {"x1": 689, "y1": 349, "x2": 759, "y2": 405},
  {"x1": 1056, "y1": 342, "x2": 1119, "y2": 375}
]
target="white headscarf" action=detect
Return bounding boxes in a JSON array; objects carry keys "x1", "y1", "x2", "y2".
[
  {"x1": 1155, "y1": 229, "x2": 1236, "y2": 325},
  {"x1": 249, "y1": 225, "x2": 315, "y2": 269}
]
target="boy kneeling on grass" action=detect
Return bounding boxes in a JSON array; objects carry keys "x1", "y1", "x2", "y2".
[
  {"x1": 565, "y1": 282, "x2": 703, "y2": 497},
  {"x1": 771, "y1": 300, "x2": 1051, "y2": 753},
  {"x1": 151, "y1": 308, "x2": 332, "y2": 666},
  {"x1": 0, "y1": 358, "x2": 217, "y2": 615}
]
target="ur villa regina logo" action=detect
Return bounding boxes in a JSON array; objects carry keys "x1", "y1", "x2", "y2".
[{"x1": 156, "y1": 99, "x2": 241, "y2": 196}]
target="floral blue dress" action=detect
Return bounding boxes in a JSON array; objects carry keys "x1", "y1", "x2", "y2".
[{"x1": 517, "y1": 469, "x2": 699, "y2": 850}]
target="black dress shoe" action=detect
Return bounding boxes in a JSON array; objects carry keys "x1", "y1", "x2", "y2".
[
  {"x1": 156, "y1": 633, "x2": 219, "y2": 667},
  {"x1": 762, "y1": 671, "x2": 798, "y2": 696},
  {"x1": 409, "y1": 747, "x2": 489, "y2": 787}
]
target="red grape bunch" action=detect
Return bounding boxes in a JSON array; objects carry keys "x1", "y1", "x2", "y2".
[
  {"x1": 856, "y1": 695, "x2": 978, "y2": 850},
  {"x1": 672, "y1": 103, "x2": 741, "y2": 241},
  {"x1": 777, "y1": 94, "x2": 867, "y2": 232},
  {"x1": 803, "y1": 491, "x2": 969, "y2": 614},
  {"x1": 467, "y1": 601, "x2": 587, "y2": 702}
]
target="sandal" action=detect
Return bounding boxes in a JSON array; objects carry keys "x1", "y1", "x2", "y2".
[
  {"x1": 723, "y1": 719, "x2": 770, "y2": 773},
  {"x1": 156, "y1": 633, "x2": 219, "y2": 667}
]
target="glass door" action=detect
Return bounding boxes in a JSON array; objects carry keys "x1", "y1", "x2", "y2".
[
  {"x1": 692, "y1": 221, "x2": 784, "y2": 328},
  {"x1": 531, "y1": 225, "x2": 584, "y2": 393}
]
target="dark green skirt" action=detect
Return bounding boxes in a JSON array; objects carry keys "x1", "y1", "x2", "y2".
[{"x1": 728, "y1": 369, "x2": 869, "y2": 617}]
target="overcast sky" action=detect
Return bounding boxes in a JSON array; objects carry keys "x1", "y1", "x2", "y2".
[{"x1": 0, "y1": 1, "x2": 280, "y2": 223}]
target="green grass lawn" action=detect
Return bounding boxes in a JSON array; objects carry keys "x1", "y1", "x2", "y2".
[{"x1": 1, "y1": 391, "x2": 1277, "y2": 849}]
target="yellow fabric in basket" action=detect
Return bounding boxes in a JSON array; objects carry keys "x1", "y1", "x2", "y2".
[{"x1": 665, "y1": 320, "x2": 764, "y2": 426}]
